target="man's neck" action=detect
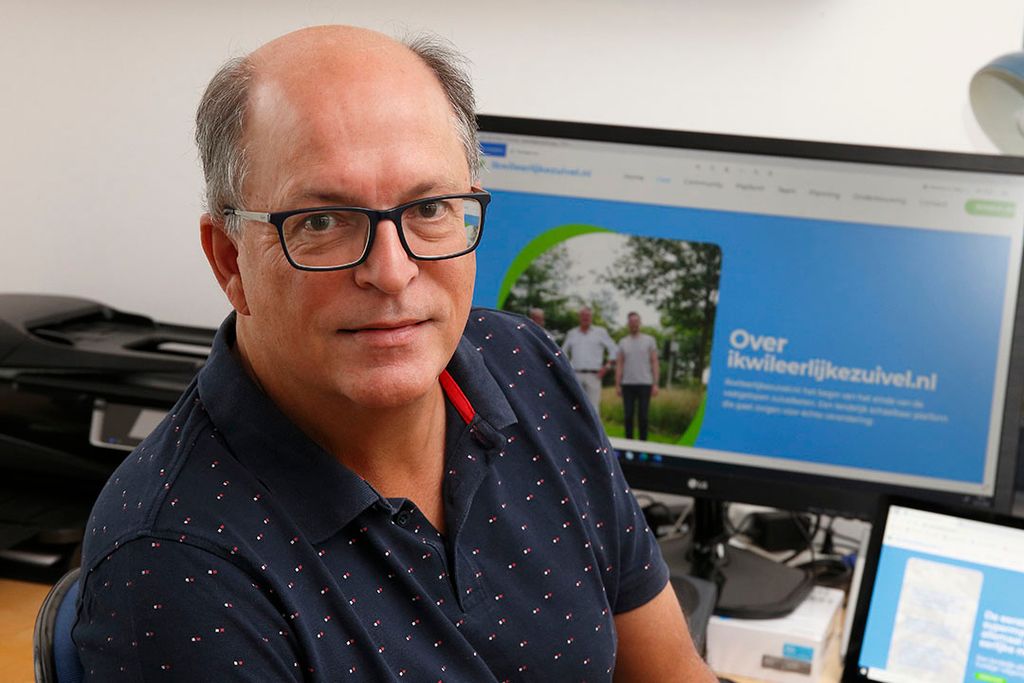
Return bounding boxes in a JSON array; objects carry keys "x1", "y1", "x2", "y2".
[{"x1": 233, "y1": 329, "x2": 449, "y2": 528}]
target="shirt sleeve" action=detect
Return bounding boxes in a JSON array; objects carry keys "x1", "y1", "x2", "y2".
[
  {"x1": 605, "y1": 461, "x2": 671, "y2": 614},
  {"x1": 75, "y1": 536, "x2": 303, "y2": 682},
  {"x1": 509, "y1": 315, "x2": 670, "y2": 614},
  {"x1": 561, "y1": 329, "x2": 575, "y2": 357},
  {"x1": 602, "y1": 329, "x2": 619, "y2": 357},
  {"x1": 567, "y1": 345, "x2": 670, "y2": 613}
]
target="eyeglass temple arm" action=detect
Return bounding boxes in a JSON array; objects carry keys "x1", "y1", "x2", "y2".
[{"x1": 224, "y1": 209, "x2": 271, "y2": 222}]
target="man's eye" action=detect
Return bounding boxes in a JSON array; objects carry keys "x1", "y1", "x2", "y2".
[
  {"x1": 416, "y1": 201, "x2": 446, "y2": 219},
  {"x1": 303, "y1": 214, "x2": 337, "y2": 232}
]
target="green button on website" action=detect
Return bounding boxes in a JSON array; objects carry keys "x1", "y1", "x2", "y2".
[
  {"x1": 966, "y1": 199, "x2": 1016, "y2": 217},
  {"x1": 975, "y1": 672, "x2": 1006, "y2": 682}
]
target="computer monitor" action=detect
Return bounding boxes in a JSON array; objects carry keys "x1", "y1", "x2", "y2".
[
  {"x1": 473, "y1": 115, "x2": 1024, "y2": 614},
  {"x1": 845, "y1": 496, "x2": 1024, "y2": 683}
]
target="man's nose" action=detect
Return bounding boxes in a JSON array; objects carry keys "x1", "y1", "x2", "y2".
[{"x1": 352, "y1": 219, "x2": 418, "y2": 293}]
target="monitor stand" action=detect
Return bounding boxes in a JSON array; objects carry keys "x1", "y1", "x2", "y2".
[{"x1": 661, "y1": 498, "x2": 815, "y2": 619}]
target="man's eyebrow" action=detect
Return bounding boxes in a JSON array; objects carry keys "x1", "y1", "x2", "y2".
[
  {"x1": 293, "y1": 181, "x2": 464, "y2": 208},
  {"x1": 292, "y1": 190, "x2": 361, "y2": 207}
]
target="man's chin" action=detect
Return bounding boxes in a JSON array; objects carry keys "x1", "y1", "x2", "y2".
[{"x1": 336, "y1": 365, "x2": 443, "y2": 410}]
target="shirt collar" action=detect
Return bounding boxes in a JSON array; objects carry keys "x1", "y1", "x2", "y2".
[
  {"x1": 443, "y1": 330, "x2": 517, "y2": 435},
  {"x1": 198, "y1": 313, "x2": 380, "y2": 544},
  {"x1": 197, "y1": 311, "x2": 517, "y2": 545}
]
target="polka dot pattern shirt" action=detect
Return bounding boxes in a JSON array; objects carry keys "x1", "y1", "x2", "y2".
[{"x1": 73, "y1": 309, "x2": 669, "y2": 681}]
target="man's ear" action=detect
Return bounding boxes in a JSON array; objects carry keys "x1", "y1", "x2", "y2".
[{"x1": 200, "y1": 213, "x2": 250, "y2": 316}]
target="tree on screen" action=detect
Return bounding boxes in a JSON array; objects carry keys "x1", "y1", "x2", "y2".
[
  {"x1": 606, "y1": 238, "x2": 721, "y2": 384},
  {"x1": 503, "y1": 244, "x2": 581, "y2": 332}
]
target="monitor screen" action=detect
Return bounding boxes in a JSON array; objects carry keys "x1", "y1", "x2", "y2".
[
  {"x1": 846, "y1": 499, "x2": 1024, "y2": 683},
  {"x1": 473, "y1": 115, "x2": 1024, "y2": 517}
]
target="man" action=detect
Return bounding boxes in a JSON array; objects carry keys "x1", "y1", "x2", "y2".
[
  {"x1": 73, "y1": 26, "x2": 714, "y2": 682},
  {"x1": 562, "y1": 305, "x2": 618, "y2": 412},
  {"x1": 615, "y1": 312, "x2": 660, "y2": 441}
]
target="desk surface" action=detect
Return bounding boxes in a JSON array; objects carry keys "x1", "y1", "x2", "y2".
[{"x1": 0, "y1": 578, "x2": 50, "y2": 683}]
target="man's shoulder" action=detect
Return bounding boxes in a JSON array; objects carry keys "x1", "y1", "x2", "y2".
[
  {"x1": 622, "y1": 332, "x2": 656, "y2": 345},
  {"x1": 463, "y1": 308, "x2": 558, "y2": 352},
  {"x1": 461, "y1": 307, "x2": 581, "y2": 399},
  {"x1": 80, "y1": 381, "x2": 249, "y2": 570}
]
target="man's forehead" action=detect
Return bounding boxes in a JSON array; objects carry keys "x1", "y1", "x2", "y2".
[
  {"x1": 239, "y1": 27, "x2": 464, "y2": 206},
  {"x1": 256, "y1": 54, "x2": 429, "y2": 111},
  {"x1": 251, "y1": 25, "x2": 410, "y2": 75},
  {"x1": 246, "y1": 28, "x2": 448, "y2": 139}
]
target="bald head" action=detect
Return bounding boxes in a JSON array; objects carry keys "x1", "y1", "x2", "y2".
[
  {"x1": 249, "y1": 26, "x2": 418, "y2": 93},
  {"x1": 196, "y1": 25, "x2": 479, "y2": 231},
  {"x1": 254, "y1": 24, "x2": 396, "y2": 59}
]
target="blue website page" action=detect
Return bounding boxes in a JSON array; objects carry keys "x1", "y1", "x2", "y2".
[
  {"x1": 858, "y1": 506, "x2": 1024, "y2": 682},
  {"x1": 474, "y1": 132, "x2": 1024, "y2": 496}
]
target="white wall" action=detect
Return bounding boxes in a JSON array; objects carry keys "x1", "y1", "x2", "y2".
[{"x1": 2, "y1": 0, "x2": 1022, "y2": 328}]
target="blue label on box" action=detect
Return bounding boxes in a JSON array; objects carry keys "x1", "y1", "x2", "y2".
[{"x1": 783, "y1": 643, "x2": 814, "y2": 662}]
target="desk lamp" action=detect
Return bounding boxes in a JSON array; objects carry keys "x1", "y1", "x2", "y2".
[{"x1": 971, "y1": 50, "x2": 1024, "y2": 154}]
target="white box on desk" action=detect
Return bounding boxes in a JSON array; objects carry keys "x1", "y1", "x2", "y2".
[{"x1": 707, "y1": 585, "x2": 844, "y2": 683}]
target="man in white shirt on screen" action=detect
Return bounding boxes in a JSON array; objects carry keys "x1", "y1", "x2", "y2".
[{"x1": 562, "y1": 305, "x2": 618, "y2": 411}]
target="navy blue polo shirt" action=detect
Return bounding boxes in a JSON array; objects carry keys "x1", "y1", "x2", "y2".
[{"x1": 73, "y1": 309, "x2": 669, "y2": 681}]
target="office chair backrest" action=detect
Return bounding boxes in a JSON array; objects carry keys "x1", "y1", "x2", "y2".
[{"x1": 33, "y1": 566, "x2": 84, "y2": 683}]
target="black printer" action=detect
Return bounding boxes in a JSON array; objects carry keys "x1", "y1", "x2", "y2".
[{"x1": 0, "y1": 293, "x2": 214, "y2": 576}]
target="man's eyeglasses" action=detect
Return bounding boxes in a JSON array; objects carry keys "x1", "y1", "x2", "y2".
[{"x1": 224, "y1": 191, "x2": 490, "y2": 271}]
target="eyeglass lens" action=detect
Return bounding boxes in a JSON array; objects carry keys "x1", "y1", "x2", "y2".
[{"x1": 281, "y1": 197, "x2": 483, "y2": 268}]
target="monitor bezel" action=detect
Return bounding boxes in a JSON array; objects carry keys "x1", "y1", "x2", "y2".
[{"x1": 476, "y1": 114, "x2": 1024, "y2": 517}]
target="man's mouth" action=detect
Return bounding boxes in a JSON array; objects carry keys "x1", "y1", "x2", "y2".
[
  {"x1": 339, "y1": 319, "x2": 428, "y2": 346},
  {"x1": 345, "y1": 319, "x2": 424, "y2": 332}
]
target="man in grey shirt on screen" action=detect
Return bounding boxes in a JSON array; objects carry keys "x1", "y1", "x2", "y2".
[{"x1": 615, "y1": 311, "x2": 660, "y2": 441}]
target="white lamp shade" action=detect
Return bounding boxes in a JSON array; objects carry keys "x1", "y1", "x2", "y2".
[{"x1": 971, "y1": 51, "x2": 1024, "y2": 155}]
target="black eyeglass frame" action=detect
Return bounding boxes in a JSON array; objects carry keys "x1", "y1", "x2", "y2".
[{"x1": 223, "y1": 190, "x2": 491, "y2": 272}]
